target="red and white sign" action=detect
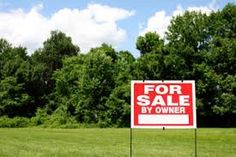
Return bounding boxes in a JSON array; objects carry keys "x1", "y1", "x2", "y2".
[{"x1": 131, "y1": 80, "x2": 196, "y2": 128}]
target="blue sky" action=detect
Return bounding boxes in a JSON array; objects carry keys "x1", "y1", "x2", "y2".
[{"x1": 0, "y1": 0, "x2": 234, "y2": 56}]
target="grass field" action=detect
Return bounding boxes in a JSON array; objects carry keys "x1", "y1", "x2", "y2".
[{"x1": 0, "y1": 128, "x2": 235, "y2": 157}]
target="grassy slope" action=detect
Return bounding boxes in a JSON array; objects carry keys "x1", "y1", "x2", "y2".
[{"x1": 0, "y1": 128, "x2": 235, "y2": 157}]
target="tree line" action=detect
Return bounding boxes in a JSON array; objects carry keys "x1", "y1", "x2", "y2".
[{"x1": 0, "y1": 3, "x2": 235, "y2": 127}]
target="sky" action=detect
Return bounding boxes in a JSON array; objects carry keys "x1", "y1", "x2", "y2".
[{"x1": 0, "y1": 0, "x2": 235, "y2": 57}]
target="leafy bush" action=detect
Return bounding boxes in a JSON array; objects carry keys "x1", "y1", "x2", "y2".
[
  {"x1": 30, "y1": 108, "x2": 50, "y2": 126},
  {"x1": 0, "y1": 116, "x2": 30, "y2": 127}
]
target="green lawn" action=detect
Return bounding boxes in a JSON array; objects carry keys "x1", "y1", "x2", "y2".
[{"x1": 0, "y1": 128, "x2": 235, "y2": 157}]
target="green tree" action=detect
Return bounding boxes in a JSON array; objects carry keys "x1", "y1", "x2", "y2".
[
  {"x1": 136, "y1": 32, "x2": 164, "y2": 55},
  {"x1": 0, "y1": 77, "x2": 31, "y2": 117},
  {"x1": 76, "y1": 46, "x2": 115, "y2": 123},
  {"x1": 165, "y1": 4, "x2": 236, "y2": 126},
  {"x1": 31, "y1": 31, "x2": 80, "y2": 94},
  {"x1": 0, "y1": 40, "x2": 32, "y2": 117},
  {"x1": 52, "y1": 44, "x2": 117, "y2": 125},
  {"x1": 103, "y1": 51, "x2": 135, "y2": 127},
  {"x1": 27, "y1": 31, "x2": 80, "y2": 113}
]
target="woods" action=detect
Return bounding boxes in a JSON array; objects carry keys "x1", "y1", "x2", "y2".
[{"x1": 0, "y1": 4, "x2": 235, "y2": 127}]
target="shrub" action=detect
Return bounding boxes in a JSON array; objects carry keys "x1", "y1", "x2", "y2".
[{"x1": 0, "y1": 116, "x2": 30, "y2": 128}]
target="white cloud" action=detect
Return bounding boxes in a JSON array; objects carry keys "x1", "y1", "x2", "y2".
[
  {"x1": 187, "y1": 6, "x2": 213, "y2": 14},
  {"x1": 0, "y1": 3, "x2": 134, "y2": 54},
  {"x1": 139, "y1": 11, "x2": 171, "y2": 38},
  {"x1": 139, "y1": 1, "x2": 217, "y2": 38}
]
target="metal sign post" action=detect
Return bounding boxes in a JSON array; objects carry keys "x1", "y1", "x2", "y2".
[
  {"x1": 130, "y1": 127, "x2": 132, "y2": 157},
  {"x1": 195, "y1": 128, "x2": 197, "y2": 157}
]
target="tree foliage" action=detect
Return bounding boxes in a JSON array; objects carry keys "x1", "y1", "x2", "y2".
[{"x1": 0, "y1": 4, "x2": 235, "y2": 127}]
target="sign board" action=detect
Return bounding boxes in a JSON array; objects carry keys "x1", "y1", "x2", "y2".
[{"x1": 131, "y1": 80, "x2": 196, "y2": 128}]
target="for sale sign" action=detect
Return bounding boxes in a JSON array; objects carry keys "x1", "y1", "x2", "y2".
[{"x1": 131, "y1": 80, "x2": 196, "y2": 128}]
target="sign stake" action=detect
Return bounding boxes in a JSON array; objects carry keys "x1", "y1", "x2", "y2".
[
  {"x1": 195, "y1": 128, "x2": 197, "y2": 157},
  {"x1": 130, "y1": 127, "x2": 133, "y2": 157}
]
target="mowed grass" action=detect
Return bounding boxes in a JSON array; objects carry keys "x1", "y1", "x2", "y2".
[{"x1": 0, "y1": 128, "x2": 235, "y2": 157}]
